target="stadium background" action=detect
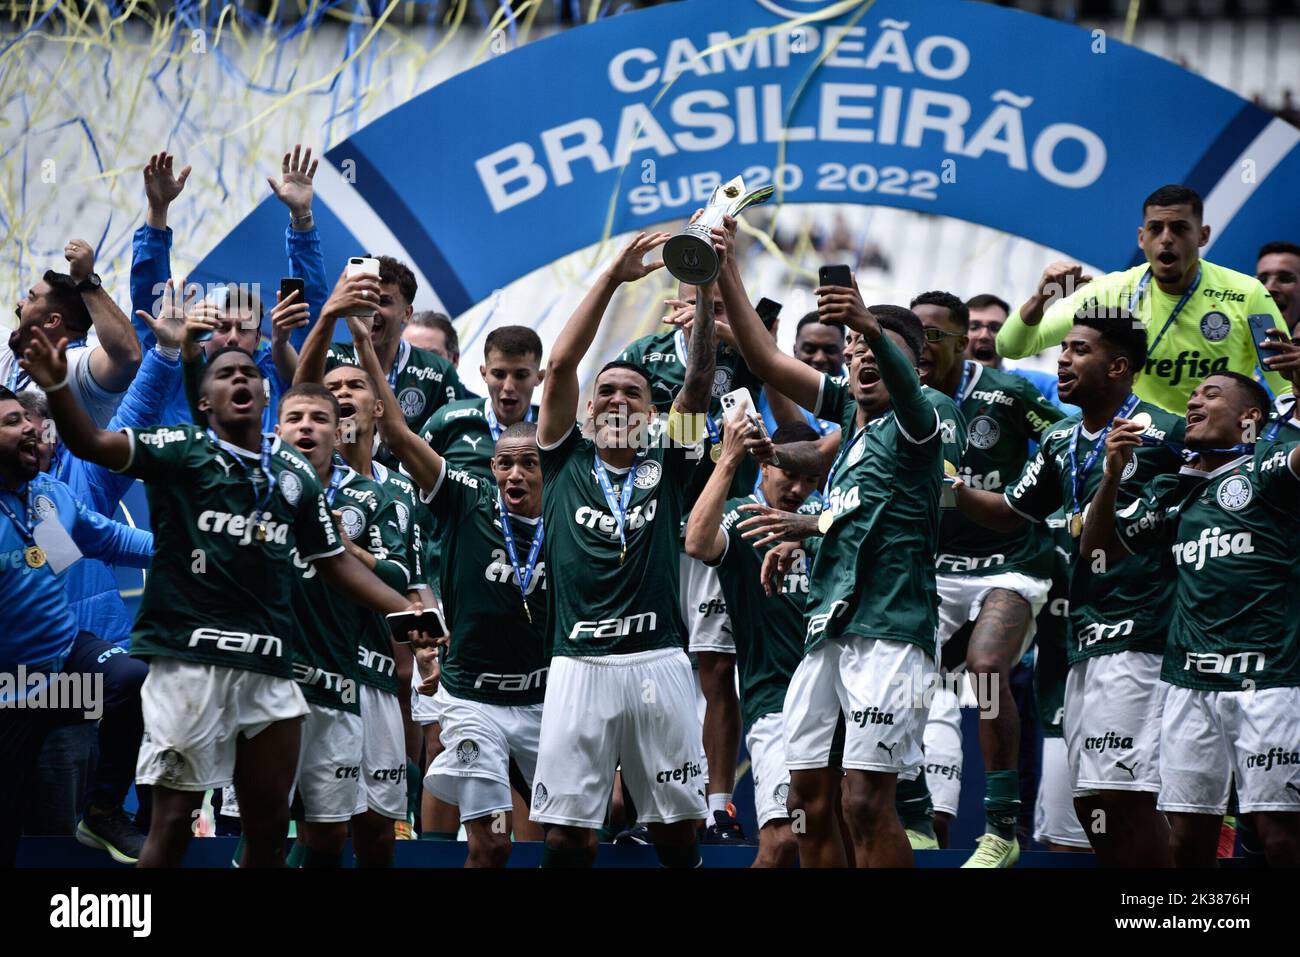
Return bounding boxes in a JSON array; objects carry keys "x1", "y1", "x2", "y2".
[{"x1": 4, "y1": 0, "x2": 1298, "y2": 851}]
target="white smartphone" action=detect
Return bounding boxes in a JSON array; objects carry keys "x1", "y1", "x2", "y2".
[
  {"x1": 719, "y1": 387, "x2": 756, "y2": 423},
  {"x1": 387, "y1": 606, "x2": 448, "y2": 645},
  {"x1": 344, "y1": 256, "x2": 381, "y2": 316}
]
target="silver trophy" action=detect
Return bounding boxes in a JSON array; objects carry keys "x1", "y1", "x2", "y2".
[{"x1": 664, "y1": 176, "x2": 775, "y2": 285}]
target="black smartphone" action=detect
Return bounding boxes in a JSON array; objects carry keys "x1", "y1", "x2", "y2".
[
  {"x1": 280, "y1": 276, "x2": 306, "y2": 305},
  {"x1": 818, "y1": 264, "x2": 853, "y2": 289},
  {"x1": 387, "y1": 607, "x2": 448, "y2": 645},
  {"x1": 1247, "y1": 312, "x2": 1286, "y2": 372},
  {"x1": 755, "y1": 297, "x2": 782, "y2": 330}
]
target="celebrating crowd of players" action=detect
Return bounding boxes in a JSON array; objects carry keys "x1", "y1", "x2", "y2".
[{"x1": 2, "y1": 146, "x2": 1298, "y2": 870}]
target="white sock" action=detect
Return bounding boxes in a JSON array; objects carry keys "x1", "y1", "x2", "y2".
[{"x1": 707, "y1": 793, "x2": 732, "y2": 816}]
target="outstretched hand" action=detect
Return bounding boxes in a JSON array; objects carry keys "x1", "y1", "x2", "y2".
[
  {"x1": 19, "y1": 326, "x2": 69, "y2": 389},
  {"x1": 143, "y1": 151, "x2": 191, "y2": 211},
  {"x1": 759, "y1": 541, "x2": 802, "y2": 597},
  {"x1": 736, "y1": 503, "x2": 820, "y2": 549},
  {"x1": 136, "y1": 277, "x2": 190, "y2": 350},
  {"x1": 604, "y1": 231, "x2": 671, "y2": 285},
  {"x1": 267, "y1": 144, "x2": 318, "y2": 218}
]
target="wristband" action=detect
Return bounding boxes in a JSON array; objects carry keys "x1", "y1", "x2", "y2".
[
  {"x1": 42, "y1": 377, "x2": 69, "y2": 393},
  {"x1": 290, "y1": 212, "x2": 314, "y2": 227},
  {"x1": 154, "y1": 344, "x2": 181, "y2": 361}
]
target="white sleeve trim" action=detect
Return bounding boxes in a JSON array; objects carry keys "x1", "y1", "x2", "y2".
[
  {"x1": 1002, "y1": 493, "x2": 1044, "y2": 525},
  {"x1": 537, "y1": 424, "x2": 573, "y2": 452},
  {"x1": 417, "y1": 461, "x2": 448, "y2": 505},
  {"x1": 109, "y1": 428, "x2": 137, "y2": 474},
  {"x1": 896, "y1": 407, "x2": 940, "y2": 446},
  {"x1": 813, "y1": 374, "x2": 828, "y2": 420},
  {"x1": 301, "y1": 544, "x2": 346, "y2": 563},
  {"x1": 703, "y1": 527, "x2": 731, "y2": 568}
]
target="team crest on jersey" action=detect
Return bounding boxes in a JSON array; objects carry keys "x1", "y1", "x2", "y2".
[
  {"x1": 32, "y1": 494, "x2": 57, "y2": 521},
  {"x1": 774, "y1": 782, "x2": 790, "y2": 805},
  {"x1": 1200, "y1": 311, "x2": 1230, "y2": 342},
  {"x1": 1216, "y1": 475, "x2": 1252, "y2": 511},
  {"x1": 1121, "y1": 458, "x2": 1138, "y2": 481},
  {"x1": 394, "y1": 502, "x2": 410, "y2": 534},
  {"x1": 844, "y1": 436, "x2": 866, "y2": 468},
  {"x1": 279, "y1": 470, "x2": 303, "y2": 506},
  {"x1": 398, "y1": 387, "x2": 426, "y2": 419},
  {"x1": 337, "y1": 505, "x2": 366, "y2": 540},
  {"x1": 967, "y1": 416, "x2": 1000, "y2": 450},
  {"x1": 455, "y1": 740, "x2": 480, "y2": 765},
  {"x1": 633, "y1": 460, "x2": 662, "y2": 490},
  {"x1": 533, "y1": 782, "x2": 548, "y2": 810},
  {"x1": 158, "y1": 748, "x2": 186, "y2": 784},
  {"x1": 711, "y1": 368, "x2": 733, "y2": 399}
]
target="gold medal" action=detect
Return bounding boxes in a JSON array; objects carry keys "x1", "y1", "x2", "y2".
[
  {"x1": 255, "y1": 521, "x2": 268, "y2": 542},
  {"x1": 620, "y1": 545, "x2": 627, "y2": 566},
  {"x1": 817, "y1": 511, "x2": 834, "y2": 534},
  {"x1": 1069, "y1": 512, "x2": 1083, "y2": 538},
  {"x1": 24, "y1": 545, "x2": 46, "y2": 568},
  {"x1": 524, "y1": 601, "x2": 532, "y2": 625},
  {"x1": 710, "y1": 444, "x2": 722, "y2": 463}
]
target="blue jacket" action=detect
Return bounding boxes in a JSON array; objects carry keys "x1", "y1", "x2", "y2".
[
  {"x1": 1, "y1": 474, "x2": 152, "y2": 673},
  {"x1": 50, "y1": 346, "x2": 180, "y2": 644},
  {"x1": 130, "y1": 221, "x2": 329, "y2": 431}
]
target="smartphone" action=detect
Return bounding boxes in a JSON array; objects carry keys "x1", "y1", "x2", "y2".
[
  {"x1": 387, "y1": 607, "x2": 448, "y2": 645},
  {"x1": 345, "y1": 256, "x2": 381, "y2": 316},
  {"x1": 745, "y1": 410, "x2": 770, "y2": 441},
  {"x1": 755, "y1": 297, "x2": 782, "y2": 330},
  {"x1": 194, "y1": 286, "x2": 228, "y2": 342},
  {"x1": 1248, "y1": 313, "x2": 1287, "y2": 372},
  {"x1": 280, "y1": 276, "x2": 306, "y2": 306},
  {"x1": 720, "y1": 387, "x2": 757, "y2": 423},
  {"x1": 818, "y1": 264, "x2": 853, "y2": 290}
]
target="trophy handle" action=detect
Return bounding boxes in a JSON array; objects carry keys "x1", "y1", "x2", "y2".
[{"x1": 727, "y1": 184, "x2": 776, "y2": 217}]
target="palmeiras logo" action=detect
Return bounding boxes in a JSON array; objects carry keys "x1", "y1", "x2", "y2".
[
  {"x1": 1121, "y1": 457, "x2": 1139, "y2": 481},
  {"x1": 32, "y1": 494, "x2": 57, "y2": 521},
  {"x1": 455, "y1": 740, "x2": 479, "y2": 765},
  {"x1": 394, "y1": 501, "x2": 410, "y2": 534},
  {"x1": 159, "y1": 748, "x2": 186, "y2": 785},
  {"x1": 775, "y1": 782, "x2": 790, "y2": 805},
  {"x1": 634, "y1": 460, "x2": 662, "y2": 490},
  {"x1": 1216, "y1": 475, "x2": 1252, "y2": 511},
  {"x1": 533, "y1": 782, "x2": 548, "y2": 810},
  {"x1": 1200, "y1": 311, "x2": 1230, "y2": 342},
  {"x1": 398, "y1": 387, "x2": 426, "y2": 419},
  {"x1": 968, "y1": 416, "x2": 1000, "y2": 450},
  {"x1": 279, "y1": 470, "x2": 303, "y2": 506},
  {"x1": 337, "y1": 505, "x2": 366, "y2": 540},
  {"x1": 711, "y1": 368, "x2": 733, "y2": 399}
]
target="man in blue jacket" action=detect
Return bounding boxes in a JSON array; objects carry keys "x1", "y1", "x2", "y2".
[{"x1": 0, "y1": 386, "x2": 154, "y2": 868}]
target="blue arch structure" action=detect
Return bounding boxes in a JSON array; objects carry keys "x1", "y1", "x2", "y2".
[{"x1": 191, "y1": 0, "x2": 1300, "y2": 315}]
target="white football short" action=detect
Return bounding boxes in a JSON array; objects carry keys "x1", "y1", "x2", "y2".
[
  {"x1": 746, "y1": 711, "x2": 791, "y2": 827},
  {"x1": 1063, "y1": 651, "x2": 1167, "y2": 795},
  {"x1": 681, "y1": 553, "x2": 735, "y2": 655},
  {"x1": 935, "y1": 571, "x2": 1051, "y2": 658},
  {"x1": 293, "y1": 705, "x2": 364, "y2": 823},
  {"x1": 922, "y1": 684, "x2": 963, "y2": 817},
  {"x1": 359, "y1": 684, "x2": 408, "y2": 820},
  {"x1": 1034, "y1": 736, "x2": 1091, "y2": 848}
]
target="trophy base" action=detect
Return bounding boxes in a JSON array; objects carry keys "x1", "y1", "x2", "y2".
[{"x1": 664, "y1": 233, "x2": 720, "y2": 285}]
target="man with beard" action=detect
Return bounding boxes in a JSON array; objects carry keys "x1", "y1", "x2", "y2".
[
  {"x1": 964, "y1": 293, "x2": 1074, "y2": 411},
  {"x1": 1256, "y1": 241, "x2": 1300, "y2": 336}
]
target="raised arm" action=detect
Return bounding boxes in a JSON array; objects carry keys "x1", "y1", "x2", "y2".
[
  {"x1": 269, "y1": 288, "x2": 309, "y2": 386},
  {"x1": 684, "y1": 416, "x2": 747, "y2": 563},
  {"x1": 133, "y1": 151, "x2": 189, "y2": 345},
  {"x1": 20, "y1": 329, "x2": 130, "y2": 472},
  {"x1": 1079, "y1": 419, "x2": 1144, "y2": 565},
  {"x1": 268, "y1": 145, "x2": 327, "y2": 349},
  {"x1": 351, "y1": 316, "x2": 446, "y2": 495},
  {"x1": 64, "y1": 239, "x2": 142, "y2": 393},
  {"x1": 712, "y1": 218, "x2": 822, "y2": 411},
  {"x1": 672, "y1": 282, "x2": 717, "y2": 416},
  {"x1": 997, "y1": 261, "x2": 1093, "y2": 360},
  {"x1": 537, "y1": 231, "x2": 670, "y2": 447}
]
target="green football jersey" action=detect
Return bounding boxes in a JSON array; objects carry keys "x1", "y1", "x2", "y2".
[
  {"x1": 996, "y1": 259, "x2": 1289, "y2": 412},
  {"x1": 370, "y1": 460, "x2": 428, "y2": 591},
  {"x1": 710, "y1": 494, "x2": 810, "y2": 730},
  {"x1": 540, "y1": 424, "x2": 702, "y2": 657},
  {"x1": 290, "y1": 467, "x2": 409, "y2": 712},
  {"x1": 423, "y1": 465, "x2": 549, "y2": 705},
  {"x1": 804, "y1": 373, "x2": 966, "y2": 656},
  {"x1": 938, "y1": 362, "x2": 1064, "y2": 579},
  {"x1": 1115, "y1": 444, "x2": 1300, "y2": 691},
  {"x1": 325, "y1": 341, "x2": 466, "y2": 466},
  {"x1": 115, "y1": 426, "x2": 342, "y2": 678},
  {"x1": 1003, "y1": 399, "x2": 1185, "y2": 665},
  {"x1": 1033, "y1": 515, "x2": 1074, "y2": 738},
  {"x1": 419, "y1": 397, "x2": 539, "y2": 486}
]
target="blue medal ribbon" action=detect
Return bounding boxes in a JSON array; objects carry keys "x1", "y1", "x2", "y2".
[
  {"x1": 593, "y1": 452, "x2": 638, "y2": 564},
  {"x1": 497, "y1": 492, "x2": 545, "y2": 623},
  {"x1": 387, "y1": 339, "x2": 409, "y2": 390},
  {"x1": 956, "y1": 360, "x2": 974, "y2": 403},
  {"x1": 208, "y1": 430, "x2": 278, "y2": 537},
  {"x1": 325, "y1": 464, "x2": 347, "y2": 506},
  {"x1": 485, "y1": 399, "x2": 535, "y2": 443},
  {"x1": 1067, "y1": 394, "x2": 1140, "y2": 516},
  {"x1": 0, "y1": 484, "x2": 36, "y2": 543},
  {"x1": 1129, "y1": 265, "x2": 1201, "y2": 358}
]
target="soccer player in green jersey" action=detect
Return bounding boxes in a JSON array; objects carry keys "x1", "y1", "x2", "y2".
[
  {"x1": 951, "y1": 309, "x2": 1184, "y2": 867},
  {"x1": 418, "y1": 326, "x2": 543, "y2": 486},
  {"x1": 912, "y1": 289, "x2": 1065, "y2": 867},
  {"x1": 1083, "y1": 370, "x2": 1300, "y2": 867},
  {"x1": 997, "y1": 185, "x2": 1289, "y2": 413},
  {"x1": 296, "y1": 262, "x2": 466, "y2": 450},
  {"x1": 276, "y1": 384, "x2": 411, "y2": 867},
  {"x1": 710, "y1": 221, "x2": 964, "y2": 867},
  {"x1": 685, "y1": 418, "x2": 821, "y2": 867},
  {"x1": 20, "y1": 326, "x2": 435, "y2": 868},
  {"x1": 530, "y1": 230, "x2": 714, "y2": 868}
]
